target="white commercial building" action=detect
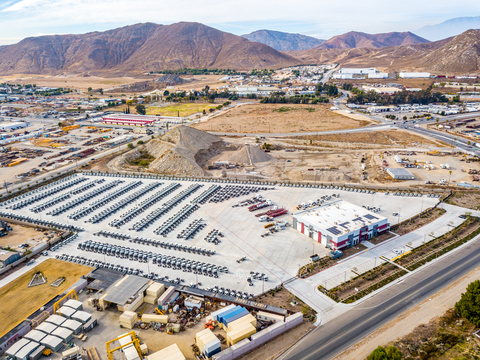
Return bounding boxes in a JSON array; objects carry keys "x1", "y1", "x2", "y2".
[
  {"x1": 0, "y1": 122, "x2": 29, "y2": 131},
  {"x1": 293, "y1": 200, "x2": 389, "y2": 250},
  {"x1": 368, "y1": 73, "x2": 389, "y2": 79},
  {"x1": 338, "y1": 68, "x2": 378, "y2": 75},
  {"x1": 399, "y1": 72, "x2": 431, "y2": 78}
]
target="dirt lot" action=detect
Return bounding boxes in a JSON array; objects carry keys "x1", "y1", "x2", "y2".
[
  {"x1": 0, "y1": 74, "x2": 150, "y2": 92},
  {"x1": 445, "y1": 191, "x2": 480, "y2": 210},
  {"x1": 391, "y1": 208, "x2": 446, "y2": 236},
  {"x1": 0, "y1": 258, "x2": 92, "y2": 338},
  {"x1": 298, "y1": 129, "x2": 448, "y2": 148},
  {"x1": 333, "y1": 265, "x2": 480, "y2": 360},
  {"x1": 0, "y1": 224, "x2": 59, "y2": 251},
  {"x1": 298, "y1": 244, "x2": 367, "y2": 277},
  {"x1": 193, "y1": 104, "x2": 374, "y2": 134}
]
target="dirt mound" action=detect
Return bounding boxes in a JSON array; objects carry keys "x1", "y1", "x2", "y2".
[
  {"x1": 229, "y1": 145, "x2": 271, "y2": 165},
  {"x1": 155, "y1": 74, "x2": 189, "y2": 85},
  {"x1": 118, "y1": 126, "x2": 223, "y2": 176}
]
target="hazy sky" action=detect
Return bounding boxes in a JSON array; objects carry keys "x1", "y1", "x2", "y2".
[{"x1": 0, "y1": 0, "x2": 479, "y2": 45}]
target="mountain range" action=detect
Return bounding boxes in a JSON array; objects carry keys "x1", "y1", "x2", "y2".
[
  {"x1": 0, "y1": 22, "x2": 300, "y2": 76},
  {"x1": 415, "y1": 16, "x2": 480, "y2": 41},
  {"x1": 0, "y1": 21, "x2": 479, "y2": 75},
  {"x1": 242, "y1": 30, "x2": 324, "y2": 51},
  {"x1": 314, "y1": 31, "x2": 429, "y2": 49}
]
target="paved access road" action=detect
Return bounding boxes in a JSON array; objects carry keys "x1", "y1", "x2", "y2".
[{"x1": 280, "y1": 236, "x2": 480, "y2": 360}]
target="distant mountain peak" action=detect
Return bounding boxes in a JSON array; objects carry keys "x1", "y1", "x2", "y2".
[
  {"x1": 415, "y1": 16, "x2": 480, "y2": 41},
  {"x1": 242, "y1": 29, "x2": 324, "y2": 51},
  {"x1": 314, "y1": 31, "x2": 429, "y2": 49}
]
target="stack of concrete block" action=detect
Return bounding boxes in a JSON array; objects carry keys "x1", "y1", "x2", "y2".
[
  {"x1": 144, "y1": 283, "x2": 165, "y2": 305},
  {"x1": 119, "y1": 311, "x2": 138, "y2": 329},
  {"x1": 141, "y1": 314, "x2": 169, "y2": 324},
  {"x1": 157, "y1": 286, "x2": 175, "y2": 306}
]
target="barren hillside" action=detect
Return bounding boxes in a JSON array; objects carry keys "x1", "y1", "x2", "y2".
[{"x1": 0, "y1": 22, "x2": 301, "y2": 75}]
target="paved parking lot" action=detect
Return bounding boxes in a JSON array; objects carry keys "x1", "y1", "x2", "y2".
[{"x1": 0, "y1": 173, "x2": 440, "y2": 298}]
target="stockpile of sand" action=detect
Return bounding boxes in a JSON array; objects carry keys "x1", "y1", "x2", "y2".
[
  {"x1": 229, "y1": 145, "x2": 271, "y2": 165},
  {"x1": 118, "y1": 126, "x2": 222, "y2": 176}
]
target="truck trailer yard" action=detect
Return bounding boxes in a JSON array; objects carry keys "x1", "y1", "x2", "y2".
[{"x1": 0, "y1": 172, "x2": 440, "y2": 298}]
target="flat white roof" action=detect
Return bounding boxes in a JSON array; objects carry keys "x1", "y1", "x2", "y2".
[
  {"x1": 295, "y1": 200, "x2": 387, "y2": 236},
  {"x1": 71, "y1": 310, "x2": 91, "y2": 322},
  {"x1": 14, "y1": 341, "x2": 39, "y2": 359},
  {"x1": 24, "y1": 330, "x2": 47, "y2": 342},
  {"x1": 64, "y1": 299, "x2": 82, "y2": 310},
  {"x1": 45, "y1": 314, "x2": 66, "y2": 326},
  {"x1": 5, "y1": 339, "x2": 30, "y2": 356},
  {"x1": 36, "y1": 322, "x2": 57, "y2": 335},
  {"x1": 40, "y1": 335, "x2": 63, "y2": 348},
  {"x1": 51, "y1": 327, "x2": 73, "y2": 340},
  {"x1": 58, "y1": 306, "x2": 76, "y2": 317},
  {"x1": 61, "y1": 319, "x2": 82, "y2": 331}
]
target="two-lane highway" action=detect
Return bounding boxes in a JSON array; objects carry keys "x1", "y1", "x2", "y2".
[{"x1": 281, "y1": 236, "x2": 480, "y2": 360}]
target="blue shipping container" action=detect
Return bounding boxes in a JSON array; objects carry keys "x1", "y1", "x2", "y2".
[
  {"x1": 218, "y1": 306, "x2": 242, "y2": 324},
  {"x1": 224, "y1": 309, "x2": 249, "y2": 327}
]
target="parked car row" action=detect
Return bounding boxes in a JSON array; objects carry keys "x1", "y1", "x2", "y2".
[
  {"x1": 130, "y1": 184, "x2": 201, "y2": 232},
  {"x1": 7, "y1": 176, "x2": 87, "y2": 210},
  {"x1": 109, "y1": 182, "x2": 180, "y2": 228},
  {"x1": 191, "y1": 185, "x2": 221, "y2": 204},
  {"x1": 68, "y1": 181, "x2": 141, "y2": 220},
  {"x1": 209, "y1": 185, "x2": 272, "y2": 203},
  {"x1": 49, "y1": 180, "x2": 125, "y2": 216},
  {"x1": 177, "y1": 219, "x2": 206, "y2": 240},
  {"x1": 0, "y1": 212, "x2": 84, "y2": 231},
  {"x1": 30, "y1": 193, "x2": 71, "y2": 213},
  {"x1": 69, "y1": 179, "x2": 103, "y2": 195},
  {"x1": 49, "y1": 233, "x2": 78, "y2": 251},
  {"x1": 154, "y1": 203, "x2": 199, "y2": 236},
  {"x1": 206, "y1": 286, "x2": 254, "y2": 300},
  {"x1": 77, "y1": 240, "x2": 227, "y2": 276},
  {"x1": 94, "y1": 230, "x2": 216, "y2": 256},
  {"x1": 88, "y1": 181, "x2": 162, "y2": 224},
  {"x1": 204, "y1": 229, "x2": 223, "y2": 244}
]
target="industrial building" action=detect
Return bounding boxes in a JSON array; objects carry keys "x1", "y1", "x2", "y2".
[
  {"x1": 368, "y1": 73, "x2": 389, "y2": 79},
  {"x1": 102, "y1": 114, "x2": 160, "y2": 127},
  {"x1": 399, "y1": 72, "x2": 431, "y2": 78},
  {"x1": 385, "y1": 167, "x2": 415, "y2": 180},
  {"x1": 293, "y1": 200, "x2": 389, "y2": 250},
  {"x1": 0, "y1": 122, "x2": 29, "y2": 131},
  {"x1": 332, "y1": 68, "x2": 379, "y2": 79},
  {"x1": 0, "y1": 250, "x2": 21, "y2": 268}
]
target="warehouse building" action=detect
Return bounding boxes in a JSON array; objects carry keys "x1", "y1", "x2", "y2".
[
  {"x1": 385, "y1": 167, "x2": 415, "y2": 180},
  {"x1": 102, "y1": 114, "x2": 159, "y2": 127},
  {"x1": 399, "y1": 72, "x2": 431, "y2": 78},
  {"x1": 293, "y1": 200, "x2": 389, "y2": 250},
  {"x1": 0, "y1": 250, "x2": 21, "y2": 268},
  {"x1": 0, "y1": 122, "x2": 29, "y2": 131}
]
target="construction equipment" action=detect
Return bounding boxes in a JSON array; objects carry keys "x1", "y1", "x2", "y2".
[
  {"x1": 106, "y1": 331, "x2": 142, "y2": 360},
  {"x1": 154, "y1": 308, "x2": 165, "y2": 315},
  {"x1": 204, "y1": 321, "x2": 215, "y2": 330},
  {"x1": 53, "y1": 289, "x2": 78, "y2": 315},
  {"x1": 166, "y1": 329, "x2": 173, "y2": 335},
  {"x1": 43, "y1": 349, "x2": 52, "y2": 356}
]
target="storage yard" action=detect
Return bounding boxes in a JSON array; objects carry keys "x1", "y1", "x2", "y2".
[
  {"x1": 0, "y1": 258, "x2": 92, "y2": 338},
  {"x1": 0, "y1": 173, "x2": 438, "y2": 300}
]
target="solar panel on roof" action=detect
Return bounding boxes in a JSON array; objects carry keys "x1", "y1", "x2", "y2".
[
  {"x1": 339, "y1": 222, "x2": 350, "y2": 229},
  {"x1": 326, "y1": 227, "x2": 341, "y2": 235},
  {"x1": 352, "y1": 217, "x2": 363, "y2": 222},
  {"x1": 364, "y1": 214, "x2": 378, "y2": 220}
]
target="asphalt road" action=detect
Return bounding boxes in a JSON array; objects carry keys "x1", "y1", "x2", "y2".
[{"x1": 281, "y1": 236, "x2": 480, "y2": 360}]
